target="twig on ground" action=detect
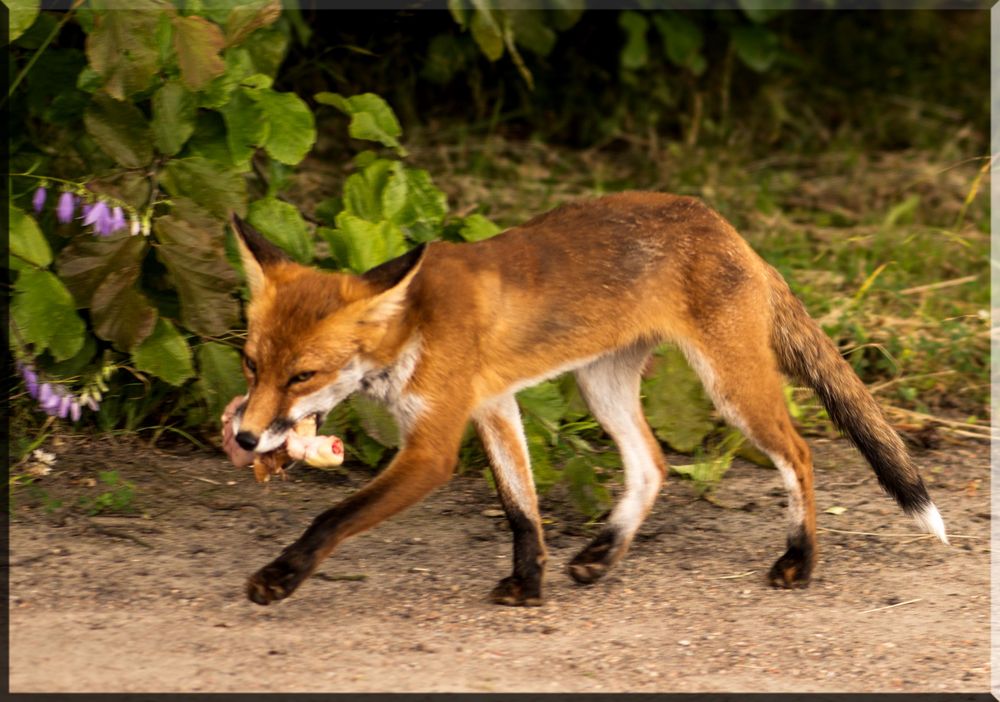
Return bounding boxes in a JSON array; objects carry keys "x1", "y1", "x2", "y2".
[
  {"x1": 860, "y1": 598, "x2": 922, "y2": 614},
  {"x1": 818, "y1": 526, "x2": 981, "y2": 540},
  {"x1": 710, "y1": 570, "x2": 756, "y2": 580},
  {"x1": 87, "y1": 523, "x2": 154, "y2": 549}
]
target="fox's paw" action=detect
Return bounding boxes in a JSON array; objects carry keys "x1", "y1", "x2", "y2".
[
  {"x1": 490, "y1": 575, "x2": 543, "y2": 607},
  {"x1": 767, "y1": 549, "x2": 813, "y2": 589},
  {"x1": 246, "y1": 558, "x2": 310, "y2": 605},
  {"x1": 567, "y1": 529, "x2": 619, "y2": 584}
]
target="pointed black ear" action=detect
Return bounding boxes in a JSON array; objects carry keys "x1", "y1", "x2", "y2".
[
  {"x1": 361, "y1": 243, "x2": 428, "y2": 294},
  {"x1": 230, "y1": 213, "x2": 290, "y2": 267}
]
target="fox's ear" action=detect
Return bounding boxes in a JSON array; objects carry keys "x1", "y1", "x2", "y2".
[
  {"x1": 230, "y1": 213, "x2": 290, "y2": 297},
  {"x1": 359, "y1": 244, "x2": 427, "y2": 324}
]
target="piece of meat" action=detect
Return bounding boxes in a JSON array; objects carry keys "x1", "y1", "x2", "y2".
[{"x1": 220, "y1": 397, "x2": 345, "y2": 483}]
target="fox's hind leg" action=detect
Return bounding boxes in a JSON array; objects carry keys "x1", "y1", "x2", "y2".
[
  {"x1": 679, "y1": 337, "x2": 817, "y2": 588},
  {"x1": 569, "y1": 342, "x2": 666, "y2": 584},
  {"x1": 474, "y1": 394, "x2": 547, "y2": 606}
]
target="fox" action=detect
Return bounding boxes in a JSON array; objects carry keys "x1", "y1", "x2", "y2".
[{"x1": 227, "y1": 191, "x2": 948, "y2": 607}]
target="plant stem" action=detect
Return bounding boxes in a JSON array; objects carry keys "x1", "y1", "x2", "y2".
[{"x1": 3, "y1": 0, "x2": 86, "y2": 107}]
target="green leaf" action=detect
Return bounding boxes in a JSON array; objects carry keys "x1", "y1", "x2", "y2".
[
  {"x1": 151, "y1": 80, "x2": 198, "y2": 156},
  {"x1": 510, "y1": 11, "x2": 557, "y2": 57},
  {"x1": 246, "y1": 197, "x2": 313, "y2": 263},
  {"x1": 161, "y1": 157, "x2": 248, "y2": 219},
  {"x1": 8, "y1": 0, "x2": 40, "y2": 44},
  {"x1": 459, "y1": 213, "x2": 501, "y2": 242},
  {"x1": 383, "y1": 163, "x2": 448, "y2": 241},
  {"x1": 172, "y1": 15, "x2": 227, "y2": 91},
  {"x1": 194, "y1": 342, "x2": 247, "y2": 427},
  {"x1": 153, "y1": 199, "x2": 241, "y2": 337},
  {"x1": 517, "y1": 381, "x2": 568, "y2": 428},
  {"x1": 83, "y1": 93, "x2": 153, "y2": 169},
  {"x1": 448, "y1": 0, "x2": 468, "y2": 28},
  {"x1": 618, "y1": 11, "x2": 648, "y2": 71},
  {"x1": 642, "y1": 345, "x2": 716, "y2": 453},
  {"x1": 350, "y1": 394, "x2": 400, "y2": 448},
  {"x1": 219, "y1": 87, "x2": 269, "y2": 166},
  {"x1": 200, "y1": 47, "x2": 255, "y2": 109},
  {"x1": 315, "y1": 92, "x2": 404, "y2": 154},
  {"x1": 243, "y1": 25, "x2": 289, "y2": 76},
  {"x1": 131, "y1": 318, "x2": 194, "y2": 387},
  {"x1": 342, "y1": 158, "x2": 394, "y2": 222},
  {"x1": 84, "y1": 7, "x2": 160, "y2": 100},
  {"x1": 248, "y1": 88, "x2": 316, "y2": 165},
  {"x1": 653, "y1": 12, "x2": 705, "y2": 75},
  {"x1": 737, "y1": 0, "x2": 794, "y2": 24},
  {"x1": 730, "y1": 24, "x2": 779, "y2": 73},
  {"x1": 226, "y1": 0, "x2": 282, "y2": 46},
  {"x1": 324, "y1": 213, "x2": 406, "y2": 274},
  {"x1": 564, "y1": 456, "x2": 612, "y2": 519},
  {"x1": 469, "y1": 7, "x2": 504, "y2": 62},
  {"x1": 11, "y1": 268, "x2": 86, "y2": 362},
  {"x1": 10, "y1": 206, "x2": 51, "y2": 268}
]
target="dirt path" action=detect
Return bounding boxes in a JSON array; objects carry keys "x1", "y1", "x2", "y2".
[{"x1": 8, "y1": 435, "x2": 990, "y2": 693}]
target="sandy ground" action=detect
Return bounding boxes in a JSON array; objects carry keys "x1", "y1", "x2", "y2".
[{"x1": 7, "y1": 434, "x2": 990, "y2": 693}]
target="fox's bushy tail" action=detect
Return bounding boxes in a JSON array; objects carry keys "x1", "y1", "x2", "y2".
[{"x1": 766, "y1": 268, "x2": 948, "y2": 544}]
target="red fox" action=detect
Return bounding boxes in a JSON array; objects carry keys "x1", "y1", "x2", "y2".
[{"x1": 228, "y1": 192, "x2": 947, "y2": 607}]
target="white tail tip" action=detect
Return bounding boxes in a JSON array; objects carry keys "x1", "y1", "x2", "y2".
[{"x1": 913, "y1": 503, "x2": 949, "y2": 545}]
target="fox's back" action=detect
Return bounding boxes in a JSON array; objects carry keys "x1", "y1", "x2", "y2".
[{"x1": 410, "y1": 192, "x2": 771, "y2": 396}]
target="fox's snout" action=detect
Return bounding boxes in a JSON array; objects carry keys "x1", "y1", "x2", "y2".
[{"x1": 235, "y1": 431, "x2": 259, "y2": 451}]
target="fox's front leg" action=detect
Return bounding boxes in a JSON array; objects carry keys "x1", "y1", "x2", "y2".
[
  {"x1": 246, "y1": 409, "x2": 467, "y2": 605},
  {"x1": 473, "y1": 395, "x2": 547, "y2": 606}
]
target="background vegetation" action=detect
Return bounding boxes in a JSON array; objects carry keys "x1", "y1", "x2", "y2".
[{"x1": 7, "y1": 1, "x2": 989, "y2": 516}]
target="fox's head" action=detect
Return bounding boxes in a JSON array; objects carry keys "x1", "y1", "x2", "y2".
[{"x1": 229, "y1": 214, "x2": 426, "y2": 453}]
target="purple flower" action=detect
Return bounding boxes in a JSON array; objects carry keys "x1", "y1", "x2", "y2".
[
  {"x1": 57, "y1": 394, "x2": 71, "y2": 419},
  {"x1": 33, "y1": 186, "x2": 47, "y2": 212},
  {"x1": 39, "y1": 382, "x2": 53, "y2": 407},
  {"x1": 57, "y1": 192, "x2": 76, "y2": 223},
  {"x1": 82, "y1": 200, "x2": 112, "y2": 236},
  {"x1": 108, "y1": 206, "x2": 127, "y2": 234},
  {"x1": 70, "y1": 401, "x2": 81, "y2": 422}
]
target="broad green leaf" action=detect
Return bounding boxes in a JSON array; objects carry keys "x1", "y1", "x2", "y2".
[
  {"x1": 517, "y1": 381, "x2": 568, "y2": 428},
  {"x1": 200, "y1": 47, "x2": 254, "y2": 108},
  {"x1": 737, "y1": 0, "x2": 794, "y2": 23},
  {"x1": 510, "y1": 11, "x2": 556, "y2": 57},
  {"x1": 653, "y1": 12, "x2": 705, "y2": 75},
  {"x1": 249, "y1": 88, "x2": 316, "y2": 165},
  {"x1": 243, "y1": 25, "x2": 289, "y2": 76},
  {"x1": 383, "y1": 163, "x2": 448, "y2": 242},
  {"x1": 219, "y1": 87, "x2": 269, "y2": 166},
  {"x1": 469, "y1": 8, "x2": 504, "y2": 61},
  {"x1": 184, "y1": 111, "x2": 239, "y2": 168},
  {"x1": 342, "y1": 158, "x2": 394, "y2": 222},
  {"x1": 152, "y1": 80, "x2": 197, "y2": 156},
  {"x1": 730, "y1": 25, "x2": 779, "y2": 73},
  {"x1": 161, "y1": 157, "x2": 248, "y2": 219},
  {"x1": 246, "y1": 197, "x2": 313, "y2": 263},
  {"x1": 226, "y1": 0, "x2": 282, "y2": 46},
  {"x1": 642, "y1": 345, "x2": 716, "y2": 453},
  {"x1": 195, "y1": 342, "x2": 246, "y2": 427},
  {"x1": 459, "y1": 214, "x2": 502, "y2": 242},
  {"x1": 84, "y1": 93, "x2": 153, "y2": 168},
  {"x1": 10, "y1": 206, "x2": 51, "y2": 268},
  {"x1": 325, "y1": 213, "x2": 406, "y2": 274},
  {"x1": 11, "y1": 268, "x2": 86, "y2": 362},
  {"x1": 350, "y1": 394, "x2": 400, "y2": 447},
  {"x1": 422, "y1": 34, "x2": 468, "y2": 85},
  {"x1": 315, "y1": 92, "x2": 404, "y2": 154},
  {"x1": 564, "y1": 456, "x2": 612, "y2": 519},
  {"x1": 47, "y1": 334, "x2": 97, "y2": 378},
  {"x1": 131, "y1": 318, "x2": 194, "y2": 386},
  {"x1": 448, "y1": 0, "x2": 468, "y2": 28},
  {"x1": 8, "y1": 0, "x2": 40, "y2": 44},
  {"x1": 618, "y1": 11, "x2": 648, "y2": 70},
  {"x1": 154, "y1": 199, "x2": 242, "y2": 336},
  {"x1": 56, "y1": 234, "x2": 149, "y2": 309},
  {"x1": 172, "y1": 15, "x2": 227, "y2": 91},
  {"x1": 523, "y1": 421, "x2": 558, "y2": 491},
  {"x1": 84, "y1": 7, "x2": 160, "y2": 100}
]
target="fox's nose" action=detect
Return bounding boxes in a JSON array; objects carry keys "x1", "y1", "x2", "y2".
[{"x1": 235, "y1": 431, "x2": 259, "y2": 451}]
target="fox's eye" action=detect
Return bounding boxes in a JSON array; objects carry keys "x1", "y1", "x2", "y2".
[
  {"x1": 289, "y1": 371, "x2": 315, "y2": 386},
  {"x1": 244, "y1": 356, "x2": 257, "y2": 374}
]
